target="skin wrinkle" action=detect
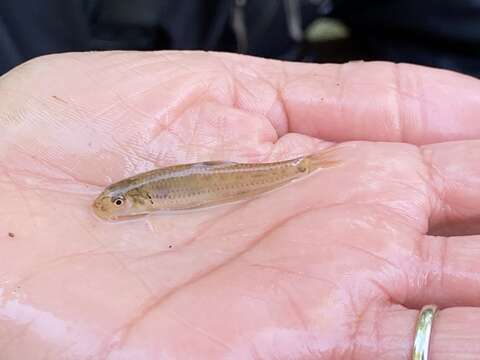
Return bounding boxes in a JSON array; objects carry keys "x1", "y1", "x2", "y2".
[
  {"x1": 235, "y1": 292, "x2": 273, "y2": 306},
  {"x1": 6, "y1": 247, "x2": 112, "y2": 297},
  {"x1": 276, "y1": 84, "x2": 291, "y2": 136},
  {"x1": 167, "y1": 310, "x2": 233, "y2": 351},
  {"x1": 374, "y1": 81, "x2": 435, "y2": 108},
  {"x1": 158, "y1": 52, "x2": 201, "y2": 75},
  {"x1": 418, "y1": 146, "x2": 447, "y2": 231},
  {"x1": 408, "y1": 234, "x2": 446, "y2": 307},
  {"x1": 413, "y1": 65, "x2": 428, "y2": 143},
  {"x1": 276, "y1": 282, "x2": 310, "y2": 333},
  {"x1": 348, "y1": 294, "x2": 377, "y2": 360},
  {"x1": 208, "y1": 112, "x2": 228, "y2": 155},
  {"x1": 7, "y1": 199, "x2": 143, "y2": 272},
  {"x1": 233, "y1": 76, "x2": 261, "y2": 110},
  {"x1": 375, "y1": 185, "x2": 430, "y2": 232},
  {"x1": 372, "y1": 304, "x2": 390, "y2": 359},
  {"x1": 113, "y1": 90, "x2": 155, "y2": 122},
  {"x1": 65, "y1": 55, "x2": 113, "y2": 88},
  {"x1": 245, "y1": 263, "x2": 340, "y2": 290},
  {"x1": 0, "y1": 165, "x2": 86, "y2": 191},
  {"x1": 6, "y1": 208, "x2": 154, "y2": 316},
  {"x1": 335, "y1": 243, "x2": 403, "y2": 279},
  {"x1": 68, "y1": 210, "x2": 159, "y2": 298},
  {"x1": 117, "y1": 57, "x2": 176, "y2": 77},
  {"x1": 271, "y1": 90, "x2": 288, "y2": 134},
  {"x1": 212, "y1": 55, "x2": 240, "y2": 109},
  {"x1": 65, "y1": 52, "x2": 117, "y2": 72},
  {"x1": 121, "y1": 62, "x2": 147, "y2": 78},
  {"x1": 215, "y1": 52, "x2": 288, "y2": 137},
  {"x1": 98, "y1": 141, "x2": 140, "y2": 180},
  {"x1": 184, "y1": 107, "x2": 255, "y2": 160},
  {"x1": 409, "y1": 232, "x2": 430, "y2": 304},
  {"x1": 145, "y1": 117, "x2": 180, "y2": 148},
  {"x1": 183, "y1": 109, "x2": 202, "y2": 161},
  {"x1": 99, "y1": 114, "x2": 132, "y2": 141},
  {"x1": 134, "y1": 199, "x2": 256, "y2": 263},
  {"x1": 392, "y1": 63, "x2": 404, "y2": 142},
  {"x1": 352, "y1": 200, "x2": 424, "y2": 235},
  {"x1": 10, "y1": 145, "x2": 102, "y2": 187},
  {"x1": 372, "y1": 306, "x2": 386, "y2": 359},
  {"x1": 418, "y1": 235, "x2": 448, "y2": 302},
  {"x1": 111, "y1": 76, "x2": 195, "y2": 126},
  {"x1": 109, "y1": 136, "x2": 155, "y2": 169},
  {"x1": 152, "y1": 129, "x2": 187, "y2": 165},
  {"x1": 152, "y1": 95, "x2": 212, "y2": 145},
  {"x1": 420, "y1": 142, "x2": 480, "y2": 234},
  {"x1": 85, "y1": 54, "x2": 166, "y2": 82},
  {"x1": 439, "y1": 235, "x2": 448, "y2": 294},
  {"x1": 97, "y1": 205, "x2": 330, "y2": 359},
  {"x1": 2, "y1": 165, "x2": 36, "y2": 225},
  {"x1": 341, "y1": 290, "x2": 359, "y2": 360},
  {"x1": 87, "y1": 99, "x2": 128, "y2": 121},
  {"x1": 369, "y1": 278, "x2": 395, "y2": 305},
  {"x1": 0, "y1": 88, "x2": 61, "y2": 129},
  {"x1": 50, "y1": 95, "x2": 90, "y2": 125},
  {"x1": 373, "y1": 306, "x2": 394, "y2": 358}
]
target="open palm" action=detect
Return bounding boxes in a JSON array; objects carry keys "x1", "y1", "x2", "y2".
[{"x1": 1, "y1": 51, "x2": 480, "y2": 359}]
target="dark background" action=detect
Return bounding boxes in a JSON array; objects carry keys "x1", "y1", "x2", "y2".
[{"x1": 1, "y1": 0, "x2": 480, "y2": 77}]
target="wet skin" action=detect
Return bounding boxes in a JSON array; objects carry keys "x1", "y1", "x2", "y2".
[{"x1": 1, "y1": 51, "x2": 480, "y2": 359}]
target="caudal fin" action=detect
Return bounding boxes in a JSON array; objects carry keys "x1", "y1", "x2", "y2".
[{"x1": 306, "y1": 146, "x2": 343, "y2": 173}]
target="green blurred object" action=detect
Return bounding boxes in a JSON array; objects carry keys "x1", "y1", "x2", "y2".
[{"x1": 305, "y1": 18, "x2": 350, "y2": 42}]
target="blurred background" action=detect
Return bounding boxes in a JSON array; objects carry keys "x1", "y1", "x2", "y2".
[{"x1": 1, "y1": 0, "x2": 480, "y2": 77}]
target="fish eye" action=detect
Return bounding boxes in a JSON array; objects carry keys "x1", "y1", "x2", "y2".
[{"x1": 112, "y1": 196, "x2": 125, "y2": 206}]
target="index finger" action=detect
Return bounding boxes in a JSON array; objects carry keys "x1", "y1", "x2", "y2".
[
  {"x1": 279, "y1": 61, "x2": 480, "y2": 145},
  {"x1": 221, "y1": 54, "x2": 480, "y2": 145}
]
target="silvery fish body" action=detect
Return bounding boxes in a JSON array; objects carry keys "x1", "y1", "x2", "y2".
[{"x1": 92, "y1": 150, "x2": 339, "y2": 221}]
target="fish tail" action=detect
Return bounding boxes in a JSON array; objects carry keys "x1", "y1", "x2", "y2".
[{"x1": 303, "y1": 146, "x2": 342, "y2": 173}]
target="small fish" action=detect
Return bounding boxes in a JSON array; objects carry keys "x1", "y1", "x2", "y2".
[{"x1": 93, "y1": 149, "x2": 340, "y2": 221}]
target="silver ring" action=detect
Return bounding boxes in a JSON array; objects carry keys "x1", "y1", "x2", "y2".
[{"x1": 412, "y1": 304, "x2": 439, "y2": 360}]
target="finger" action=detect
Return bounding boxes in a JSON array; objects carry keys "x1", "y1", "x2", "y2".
[
  {"x1": 219, "y1": 54, "x2": 480, "y2": 144},
  {"x1": 5, "y1": 52, "x2": 480, "y2": 148},
  {"x1": 281, "y1": 61, "x2": 480, "y2": 144},
  {"x1": 429, "y1": 307, "x2": 480, "y2": 359},
  {"x1": 399, "y1": 234, "x2": 480, "y2": 309},
  {"x1": 376, "y1": 306, "x2": 480, "y2": 360},
  {"x1": 420, "y1": 140, "x2": 480, "y2": 236}
]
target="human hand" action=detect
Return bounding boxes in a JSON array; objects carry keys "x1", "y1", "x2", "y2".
[{"x1": 1, "y1": 51, "x2": 480, "y2": 359}]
